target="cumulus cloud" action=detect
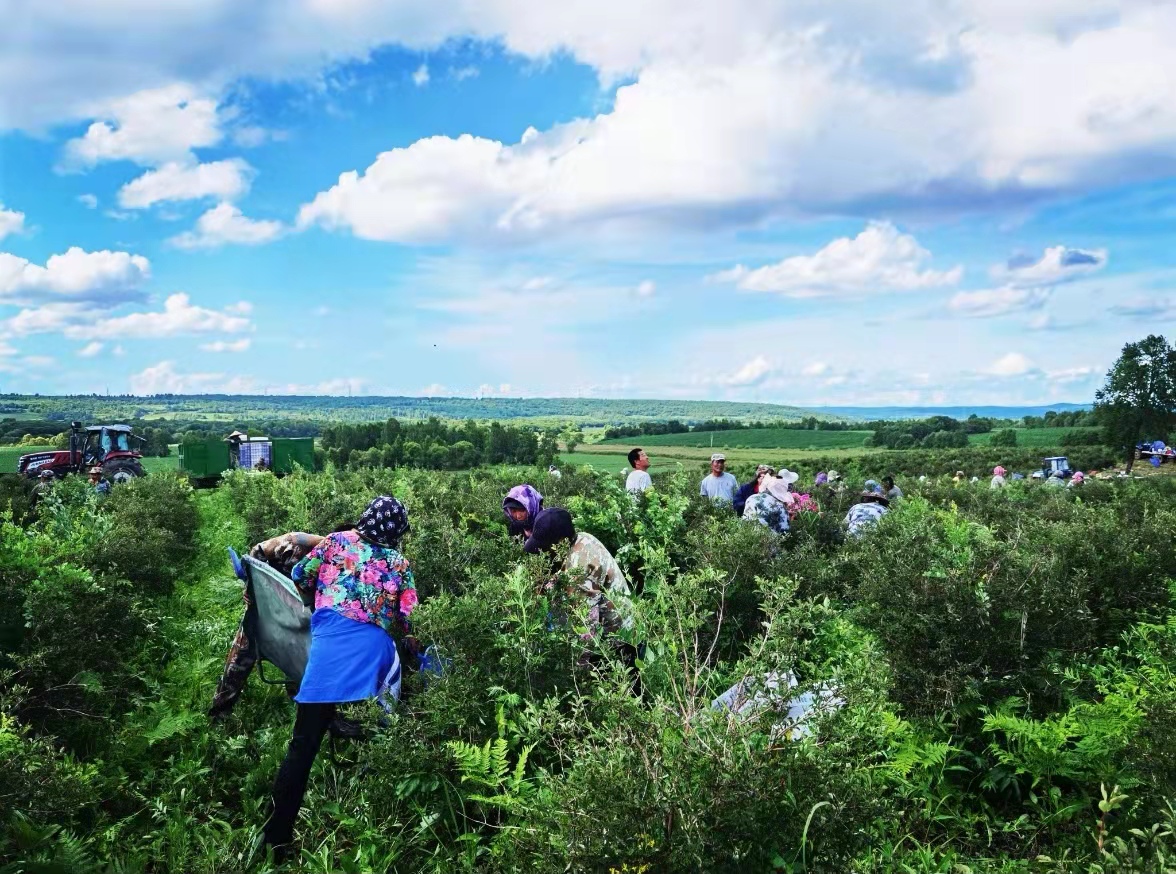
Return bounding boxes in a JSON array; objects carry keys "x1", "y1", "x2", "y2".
[
  {"x1": 985, "y1": 352, "x2": 1035, "y2": 377},
  {"x1": 412, "y1": 64, "x2": 430, "y2": 86},
  {"x1": 64, "y1": 292, "x2": 253, "y2": 340},
  {"x1": 77, "y1": 341, "x2": 105, "y2": 358},
  {"x1": 715, "y1": 222, "x2": 962, "y2": 298},
  {"x1": 801, "y1": 361, "x2": 830, "y2": 377},
  {"x1": 200, "y1": 338, "x2": 252, "y2": 352},
  {"x1": 118, "y1": 159, "x2": 253, "y2": 208},
  {"x1": 77, "y1": 194, "x2": 98, "y2": 209},
  {"x1": 170, "y1": 202, "x2": 284, "y2": 249},
  {"x1": 0, "y1": 247, "x2": 150, "y2": 305},
  {"x1": 635, "y1": 280, "x2": 656, "y2": 298},
  {"x1": 949, "y1": 286, "x2": 1050, "y2": 318},
  {"x1": 995, "y1": 245, "x2": 1108, "y2": 286},
  {"x1": 60, "y1": 84, "x2": 223, "y2": 169},
  {"x1": 723, "y1": 355, "x2": 773, "y2": 387},
  {"x1": 0, "y1": 204, "x2": 25, "y2": 240},
  {"x1": 9, "y1": 1, "x2": 1176, "y2": 238},
  {"x1": 129, "y1": 360, "x2": 256, "y2": 395}
]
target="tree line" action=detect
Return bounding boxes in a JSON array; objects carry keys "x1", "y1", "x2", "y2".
[{"x1": 320, "y1": 417, "x2": 558, "y2": 470}]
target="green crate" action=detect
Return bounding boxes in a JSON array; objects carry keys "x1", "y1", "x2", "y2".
[
  {"x1": 271, "y1": 438, "x2": 315, "y2": 474},
  {"x1": 179, "y1": 439, "x2": 231, "y2": 479}
]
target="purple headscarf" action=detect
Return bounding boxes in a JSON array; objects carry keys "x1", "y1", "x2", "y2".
[
  {"x1": 503, "y1": 484, "x2": 544, "y2": 526},
  {"x1": 815, "y1": 472, "x2": 828, "y2": 485}
]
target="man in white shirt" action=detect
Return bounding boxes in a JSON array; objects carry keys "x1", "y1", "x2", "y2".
[
  {"x1": 700, "y1": 453, "x2": 739, "y2": 504},
  {"x1": 626, "y1": 447, "x2": 652, "y2": 493}
]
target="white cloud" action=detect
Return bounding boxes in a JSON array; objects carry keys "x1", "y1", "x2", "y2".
[
  {"x1": 65, "y1": 292, "x2": 253, "y2": 340},
  {"x1": 450, "y1": 65, "x2": 479, "y2": 82},
  {"x1": 723, "y1": 355, "x2": 773, "y2": 387},
  {"x1": 994, "y1": 245, "x2": 1108, "y2": 286},
  {"x1": 949, "y1": 286, "x2": 1050, "y2": 318},
  {"x1": 1, "y1": 303, "x2": 95, "y2": 337},
  {"x1": 1047, "y1": 366, "x2": 1098, "y2": 385},
  {"x1": 986, "y1": 352, "x2": 1035, "y2": 377},
  {"x1": 118, "y1": 159, "x2": 253, "y2": 208},
  {"x1": 0, "y1": 204, "x2": 26, "y2": 240},
  {"x1": 412, "y1": 64, "x2": 430, "y2": 86},
  {"x1": 200, "y1": 338, "x2": 251, "y2": 352},
  {"x1": 77, "y1": 194, "x2": 98, "y2": 209},
  {"x1": 715, "y1": 222, "x2": 962, "y2": 298},
  {"x1": 419, "y1": 383, "x2": 448, "y2": 396},
  {"x1": 61, "y1": 84, "x2": 222, "y2": 169},
  {"x1": 77, "y1": 341, "x2": 105, "y2": 358},
  {"x1": 0, "y1": 247, "x2": 150, "y2": 305},
  {"x1": 170, "y1": 202, "x2": 284, "y2": 249},
  {"x1": 128, "y1": 360, "x2": 256, "y2": 395},
  {"x1": 635, "y1": 280, "x2": 656, "y2": 298},
  {"x1": 9, "y1": 2, "x2": 1176, "y2": 238},
  {"x1": 801, "y1": 361, "x2": 830, "y2": 377}
]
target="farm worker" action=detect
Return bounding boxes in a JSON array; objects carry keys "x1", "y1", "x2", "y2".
[
  {"x1": 503, "y1": 484, "x2": 544, "y2": 539},
  {"x1": 30, "y1": 469, "x2": 54, "y2": 512},
  {"x1": 863, "y1": 479, "x2": 884, "y2": 495},
  {"x1": 208, "y1": 531, "x2": 329, "y2": 720},
  {"x1": 1045, "y1": 470, "x2": 1066, "y2": 487},
  {"x1": 626, "y1": 447, "x2": 653, "y2": 493},
  {"x1": 882, "y1": 476, "x2": 902, "y2": 500},
  {"x1": 742, "y1": 471, "x2": 796, "y2": 534},
  {"x1": 548, "y1": 464, "x2": 562, "y2": 480},
  {"x1": 524, "y1": 508, "x2": 640, "y2": 689},
  {"x1": 88, "y1": 465, "x2": 110, "y2": 496},
  {"x1": 990, "y1": 466, "x2": 1007, "y2": 489},
  {"x1": 845, "y1": 490, "x2": 890, "y2": 537},
  {"x1": 733, "y1": 464, "x2": 774, "y2": 517},
  {"x1": 952, "y1": 470, "x2": 966, "y2": 484},
  {"x1": 825, "y1": 470, "x2": 846, "y2": 493},
  {"x1": 263, "y1": 496, "x2": 417, "y2": 855},
  {"x1": 700, "y1": 453, "x2": 739, "y2": 505},
  {"x1": 1068, "y1": 471, "x2": 1086, "y2": 487},
  {"x1": 814, "y1": 471, "x2": 828, "y2": 486}
]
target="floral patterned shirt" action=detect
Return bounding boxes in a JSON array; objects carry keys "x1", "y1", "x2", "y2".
[
  {"x1": 845, "y1": 502, "x2": 888, "y2": 537},
  {"x1": 743, "y1": 492, "x2": 790, "y2": 534},
  {"x1": 291, "y1": 531, "x2": 417, "y2": 637}
]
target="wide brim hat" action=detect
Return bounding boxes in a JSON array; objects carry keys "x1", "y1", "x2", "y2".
[
  {"x1": 88, "y1": 466, "x2": 104, "y2": 475},
  {"x1": 827, "y1": 470, "x2": 841, "y2": 481},
  {"x1": 777, "y1": 468, "x2": 800, "y2": 486},
  {"x1": 861, "y1": 491, "x2": 890, "y2": 506}
]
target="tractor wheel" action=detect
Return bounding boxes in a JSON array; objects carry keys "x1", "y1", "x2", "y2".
[{"x1": 104, "y1": 459, "x2": 144, "y2": 484}]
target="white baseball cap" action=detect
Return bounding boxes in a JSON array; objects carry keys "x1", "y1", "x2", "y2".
[{"x1": 710, "y1": 453, "x2": 726, "y2": 462}]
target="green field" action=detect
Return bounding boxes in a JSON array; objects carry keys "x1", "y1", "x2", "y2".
[
  {"x1": 968, "y1": 426, "x2": 1101, "y2": 447},
  {"x1": 601, "y1": 428, "x2": 874, "y2": 450},
  {"x1": 0, "y1": 446, "x2": 24, "y2": 474}
]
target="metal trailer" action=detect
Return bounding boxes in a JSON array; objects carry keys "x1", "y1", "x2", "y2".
[{"x1": 179, "y1": 436, "x2": 315, "y2": 484}]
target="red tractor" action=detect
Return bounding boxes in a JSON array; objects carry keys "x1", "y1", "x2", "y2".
[{"x1": 18, "y1": 421, "x2": 146, "y2": 483}]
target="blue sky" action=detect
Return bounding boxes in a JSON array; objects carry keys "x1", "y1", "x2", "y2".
[{"x1": 2, "y1": 1, "x2": 1176, "y2": 406}]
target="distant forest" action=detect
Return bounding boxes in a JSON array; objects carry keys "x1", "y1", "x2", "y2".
[{"x1": 0, "y1": 393, "x2": 828, "y2": 426}]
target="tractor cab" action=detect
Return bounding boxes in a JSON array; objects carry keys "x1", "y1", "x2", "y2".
[
  {"x1": 1032, "y1": 456, "x2": 1073, "y2": 480},
  {"x1": 79, "y1": 424, "x2": 137, "y2": 465}
]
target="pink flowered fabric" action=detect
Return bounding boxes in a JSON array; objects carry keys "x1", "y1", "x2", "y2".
[
  {"x1": 787, "y1": 493, "x2": 820, "y2": 520},
  {"x1": 292, "y1": 531, "x2": 417, "y2": 637}
]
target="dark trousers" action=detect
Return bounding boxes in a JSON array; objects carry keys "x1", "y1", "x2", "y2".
[{"x1": 263, "y1": 702, "x2": 337, "y2": 848}]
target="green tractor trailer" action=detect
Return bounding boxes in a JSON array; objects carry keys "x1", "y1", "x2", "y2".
[{"x1": 180, "y1": 434, "x2": 315, "y2": 485}]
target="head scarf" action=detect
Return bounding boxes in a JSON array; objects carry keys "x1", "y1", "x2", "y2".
[
  {"x1": 1072, "y1": 471, "x2": 1085, "y2": 482},
  {"x1": 993, "y1": 466, "x2": 1007, "y2": 477},
  {"x1": 815, "y1": 472, "x2": 828, "y2": 485},
  {"x1": 356, "y1": 495, "x2": 410, "y2": 549},
  {"x1": 864, "y1": 479, "x2": 883, "y2": 495},
  {"x1": 523, "y1": 508, "x2": 577, "y2": 555},
  {"x1": 503, "y1": 484, "x2": 544, "y2": 525}
]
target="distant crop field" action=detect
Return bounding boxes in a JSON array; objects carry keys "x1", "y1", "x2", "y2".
[
  {"x1": 968, "y1": 427, "x2": 1102, "y2": 447},
  {"x1": 0, "y1": 445, "x2": 25, "y2": 474},
  {"x1": 601, "y1": 428, "x2": 874, "y2": 451}
]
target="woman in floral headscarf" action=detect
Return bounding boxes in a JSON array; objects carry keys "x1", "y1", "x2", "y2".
[
  {"x1": 503, "y1": 484, "x2": 544, "y2": 538},
  {"x1": 264, "y1": 495, "x2": 417, "y2": 855}
]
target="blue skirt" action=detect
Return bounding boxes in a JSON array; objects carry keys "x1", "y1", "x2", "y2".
[{"x1": 295, "y1": 608, "x2": 400, "y2": 705}]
